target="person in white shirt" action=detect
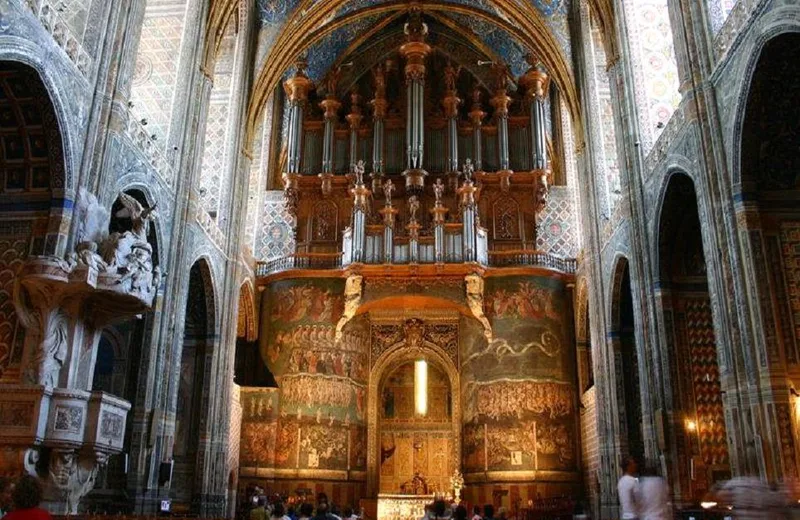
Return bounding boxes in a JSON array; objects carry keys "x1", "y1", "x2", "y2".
[
  {"x1": 636, "y1": 466, "x2": 671, "y2": 520},
  {"x1": 617, "y1": 456, "x2": 639, "y2": 520}
]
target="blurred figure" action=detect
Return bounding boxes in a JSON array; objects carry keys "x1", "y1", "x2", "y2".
[
  {"x1": 431, "y1": 500, "x2": 449, "y2": 519},
  {"x1": 0, "y1": 477, "x2": 14, "y2": 518},
  {"x1": 1, "y1": 475, "x2": 51, "y2": 520},
  {"x1": 636, "y1": 466, "x2": 670, "y2": 520},
  {"x1": 470, "y1": 506, "x2": 481, "y2": 520},
  {"x1": 454, "y1": 505, "x2": 468, "y2": 520},
  {"x1": 342, "y1": 506, "x2": 358, "y2": 520},
  {"x1": 272, "y1": 502, "x2": 291, "y2": 520},
  {"x1": 298, "y1": 502, "x2": 314, "y2": 520},
  {"x1": 482, "y1": 504, "x2": 494, "y2": 520},
  {"x1": 714, "y1": 476, "x2": 788, "y2": 520},
  {"x1": 496, "y1": 507, "x2": 506, "y2": 520},
  {"x1": 617, "y1": 457, "x2": 639, "y2": 520},
  {"x1": 251, "y1": 497, "x2": 269, "y2": 520}
]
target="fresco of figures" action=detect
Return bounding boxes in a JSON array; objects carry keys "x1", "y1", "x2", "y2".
[
  {"x1": 239, "y1": 388, "x2": 279, "y2": 467},
  {"x1": 459, "y1": 276, "x2": 578, "y2": 475}
]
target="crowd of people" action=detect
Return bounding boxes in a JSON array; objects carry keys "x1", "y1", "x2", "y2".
[
  {"x1": 0, "y1": 475, "x2": 53, "y2": 520},
  {"x1": 244, "y1": 492, "x2": 361, "y2": 520}
]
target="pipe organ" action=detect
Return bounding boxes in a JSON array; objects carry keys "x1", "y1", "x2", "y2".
[{"x1": 280, "y1": 11, "x2": 555, "y2": 264}]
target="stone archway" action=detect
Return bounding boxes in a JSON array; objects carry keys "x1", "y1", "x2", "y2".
[
  {"x1": 174, "y1": 259, "x2": 217, "y2": 509},
  {"x1": 367, "y1": 330, "x2": 461, "y2": 497},
  {"x1": 609, "y1": 256, "x2": 644, "y2": 464}
]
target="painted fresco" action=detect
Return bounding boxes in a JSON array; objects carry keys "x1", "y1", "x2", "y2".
[
  {"x1": 275, "y1": 419, "x2": 299, "y2": 468},
  {"x1": 299, "y1": 424, "x2": 348, "y2": 469},
  {"x1": 280, "y1": 375, "x2": 365, "y2": 423},
  {"x1": 459, "y1": 276, "x2": 578, "y2": 474},
  {"x1": 350, "y1": 425, "x2": 367, "y2": 470},
  {"x1": 239, "y1": 389, "x2": 279, "y2": 467},
  {"x1": 462, "y1": 423, "x2": 485, "y2": 472}
]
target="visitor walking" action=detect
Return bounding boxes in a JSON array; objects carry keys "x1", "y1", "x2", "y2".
[
  {"x1": 0, "y1": 475, "x2": 51, "y2": 520},
  {"x1": 636, "y1": 466, "x2": 670, "y2": 520},
  {"x1": 617, "y1": 457, "x2": 639, "y2": 520}
]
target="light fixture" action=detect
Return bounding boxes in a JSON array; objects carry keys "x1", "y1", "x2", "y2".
[
  {"x1": 415, "y1": 359, "x2": 428, "y2": 416},
  {"x1": 700, "y1": 501, "x2": 717, "y2": 510},
  {"x1": 686, "y1": 419, "x2": 697, "y2": 432}
]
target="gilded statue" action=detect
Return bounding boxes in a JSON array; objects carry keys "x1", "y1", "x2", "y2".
[
  {"x1": 383, "y1": 179, "x2": 395, "y2": 205},
  {"x1": 444, "y1": 61, "x2": 461, "y2": 92},
  {"x1": 353, "y1": 159, "x2": 366, "y2": 186},
  {"x1": 433, "y1": 178, "x2": 445, "y2": 202},
  {"x1": 408, "y1": 195, "x2": 420, "y2": 222},
  {"x1": 462, "y1": 158, "x2": 475, "y2": 183}
]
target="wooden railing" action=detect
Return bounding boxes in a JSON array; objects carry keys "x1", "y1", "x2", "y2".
[
  {"x1": 256, "y1": 250, "x2": 575, "y2": 276},
  {"x1": 487, "y1": 250, "x2": 577, "y2": 273},
  {"x1": 255, "y1": 252, "x2": 343, "y2": 276}
]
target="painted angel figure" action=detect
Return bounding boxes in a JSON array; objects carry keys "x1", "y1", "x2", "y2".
[
  {"x1": 116, "y1": 192, "x2": 157, "y2": 242},
  {"x1": 433, "y1": 178, "x2": 445, "y2": 202},
  {"x1": 462, "y1": 158, "x2": 475, "y2": 183},
  {"x1": 383, "y1": 179, "x2": 395, "y2": 205}
]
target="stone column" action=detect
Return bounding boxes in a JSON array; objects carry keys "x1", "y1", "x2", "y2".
[
  {"x1": 490, "y1": 64, "x2": 513, "y2": 191},
  {"x1": 379, "y1": 180, "x2": 398, "y2": 264},
  {"x1": 399, "y1": 8, "x2": 431, "y2": 193},
  {"x1": 371, "y1": 65, "x2": 388, "y2": 193},
  {"x1": 319, "y1": 69, "x2": 341, "y2": 196},
  {"x1": 458, "y1": 160, "x2": 478, "y2": 263},
  {"x1": 431, "y1": 178, "x2": 449, "y2": 263},
  {"x1": 282, "y1": 58, "x2": 314, "y2": 212},
  {"x1": 520, "y1": 54, "x2": 551, "y2": 209},
  {"x1": 468, "y1": 89, "x2": 486, "y2": 174}
]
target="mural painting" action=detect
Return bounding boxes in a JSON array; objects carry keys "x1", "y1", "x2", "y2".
[
  {"x1": 460, "y1": 276, "x2": 577, "y2": 474},
  {"x1": 299, "y1": 424, "x2": 348, "y2": 469},
  {"x1": 239, "y1": 388, "x2": 279, "y2": 467}
]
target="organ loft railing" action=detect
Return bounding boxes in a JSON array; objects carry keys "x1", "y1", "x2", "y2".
[{"x1": 272, "y1": 8, "x2": 570, "y2": 275}]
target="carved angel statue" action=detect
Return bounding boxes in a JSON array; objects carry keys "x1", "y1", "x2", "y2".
[
  {"x1": 75, "y1": 187, "x2": 109, "y2": 245},
  {"x1": 408, "y1": 195, "x2": 420, "y2": 222},
  {"x1": 373, "y1": 63, "x2": 387, "y2": 98},
  {"x1": 353, "y1": 160, "x2": 366, "y2": 186},
  {"x1": 444, "y1": 61, "x2": 462, "y2": 92},
  {"x1": 433, "y1": 178, "x2": 445, "y2": 202},
  {"x1": 383, "y1": 179, "x2": 395, "y2": 205},
  {"x1": 116, "y1": 191, "x2": 157, "y2": 243},
  {"x1": 524, "y1": 52, "x2": 547, "y2": 72},
  {"x1": 462, "y1": 158, "x2": 475, "y2": 183},
  {"x1": 325, "y1": 66, "x2": 341, "y2": 97}
]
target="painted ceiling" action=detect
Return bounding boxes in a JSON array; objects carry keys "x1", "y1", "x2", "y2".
[{"x1": 258, "y1": 0, "x2": 573, "y2": 83}]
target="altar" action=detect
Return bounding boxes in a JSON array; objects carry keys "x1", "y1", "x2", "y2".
[{"x1": 376, "y1": 494, "x2": 436, "y2": 520}]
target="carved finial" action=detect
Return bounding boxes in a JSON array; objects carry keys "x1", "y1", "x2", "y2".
[
  {"x1": 383, "y1": 179, "x2": 395, "y2": 205},
  {"x1": 433, "y1": 178, "x2": 445, "y2": 202},
  {"x1": 462, "y1": 159, "x2": 475, "y2": 182},
  {"x1": 373, "y1": 63, "x2": 386, "y2": 98},
  {"x1": 408, "y1": 195, "x2": 420, "y2": 222},
  {"x1": 404, "y1": 3, "x2": 428, "y2": 41}
]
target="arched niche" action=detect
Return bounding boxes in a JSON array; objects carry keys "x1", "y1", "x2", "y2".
[
  {"x1": 609, "y1": 256, "x2": 644, "y2": 464},
  {"x1": 174, "y1": 259, "x2": 217, "y2": 508},
  {"x1": 656, "y1": 172, "x2": 730, "y2": 502},
  {"x1": 367, "y1": 328, "x2": 461, "y2": 497},
  {"x1": 0, "y1": 61, "x2": 69, "y2": 381}
]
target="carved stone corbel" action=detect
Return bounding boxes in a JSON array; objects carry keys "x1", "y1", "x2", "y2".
[
  {"x1": 335, "y1": 274, "x2": 363, "y2": 343},
  {"x1": 465, "y1": 274, "x2": 492, "y2": 342},
  {"x1": 40, "y1": 448, "x2": 108, "y2": 514}
]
